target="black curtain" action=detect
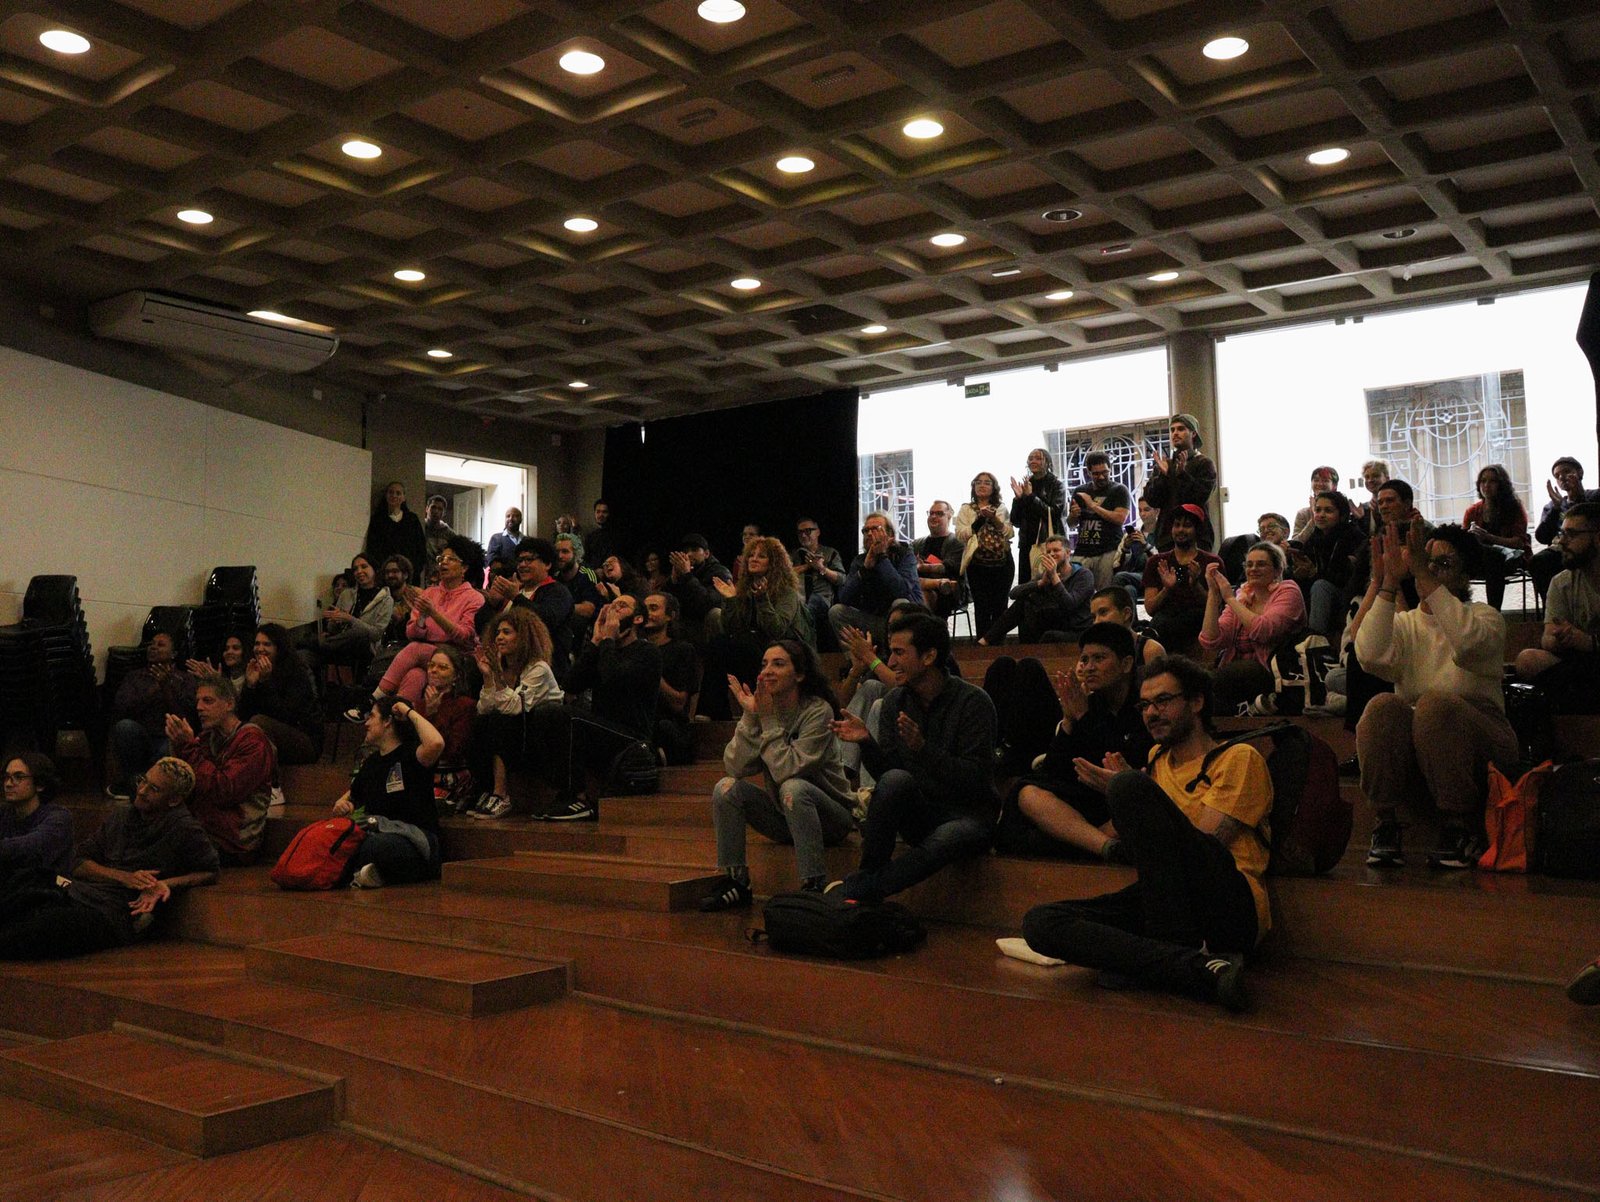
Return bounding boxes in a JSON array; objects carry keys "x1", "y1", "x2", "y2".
[
  {"x1": 602, "y1": 387, "x2": 860, "y2": 568},
  {"x1": 1578, "y1": 270, "x2": 1600, "y2": 469}
]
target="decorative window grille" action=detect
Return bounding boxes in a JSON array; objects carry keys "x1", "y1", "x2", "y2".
[
  {"x1": 1046, "y1": 419, "x2": 1172, "y2": 524},
  {"x1": 858, "y1": 450, "x2": 916, "y2": 544}
]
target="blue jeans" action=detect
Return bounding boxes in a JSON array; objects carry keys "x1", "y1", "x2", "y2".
[
  {"x1": 348, "y1": 829, "x2": 441, "y2": 885},
  {"x1": 841, "y1": 769, "x2": 991, "y2": 903},
  {"x1": 1307, "y1": 579, "x2": 1345, "y2": 639},
  {"x1": 109, "y1": 719, "x2": 169, "y2": 792},
  {"x1": 711, "y1": 777, "x2": 854, "y2": 883}
]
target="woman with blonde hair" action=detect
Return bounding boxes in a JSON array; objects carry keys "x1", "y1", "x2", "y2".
[
  {"x1": 468, "y1": 607, "x2": 563, "y2": 820},
  {"x1": 705, "y1": 535, "x2": 814, "y2": 717}
]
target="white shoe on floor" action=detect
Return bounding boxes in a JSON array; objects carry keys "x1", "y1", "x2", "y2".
[{"x1": 350, "y1": 863, "x2": 384, "y2": 889}]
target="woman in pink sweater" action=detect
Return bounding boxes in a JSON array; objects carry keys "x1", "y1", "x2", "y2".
[
  {"x1": 1199, "y1": 541, "x2": 1306, "y2": 715},
  {"x1": 355, "y1": 535, "x2": 485, "y2": 711}
]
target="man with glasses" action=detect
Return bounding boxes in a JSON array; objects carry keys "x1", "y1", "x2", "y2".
[
  {"x1": 482, "y1": 537, "x2": 574, "y2": 679},
  {"x1": 0, "y1": 757, "x2": 218, "y2": 960},
  {"x1": 1530, "y1": 458, "x2": 1600, "y2": 599},
  {"x1": 914, "y1": 500, "x2": 965, "y2": 618},
  {"x1": 829, "y1": 511, "x2": 922, "y2": 650},
  {"x1": 1515, "y1": 502, "x2": 1600, "y2": 711},
  {"x1": 1020, "y1": 655, "x2": 1270, "y2": 1011},
  {"x1": 1356, "y1": 521, "x2": 1518, "y2": 870},
  {"x1": 791, "y1": 518, "x2": 845, "y2": 650},
  {"x1": 2, "y1": 753, "x2": 74, "y2": 876}
]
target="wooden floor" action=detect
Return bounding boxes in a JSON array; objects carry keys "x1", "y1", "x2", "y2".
[{"x1": 7, "y1": 636, "x2": 1600, "y2": 1201}]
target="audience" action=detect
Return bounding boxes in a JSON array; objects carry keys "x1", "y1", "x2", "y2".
[
  {"x1": 1109, "y1": 498, "x2": 1157, "y2": 603},
  {"x1": 376, "y1": 555, "x2": 415, "y2": 648},
  {"x1": 666, "y1": 533, "x2": 733, "y2": 642},
  {"x1": 356, "y1": 535, "x2": 484, "y2": 713},
  {"x1": 1291, "y1": 466, "x2": 1340, "y2": 542},
  {"x1": 1141, "y1": 504, "x2": 1222, "y2": 650},
  {"x1": 363, "y1": 481, "x2": 428, "y2": 580},
  {"x1": 956, "y1": 471, "x2": 1015, "y2": 636},
  {"x1": 705, "y1": 536, "x2": 814, "y2": 715},
  {"x1": 238, "y1": 623, "x2": 323, "y2": 764},
  {"x1": 1463, "y1": 463, "x2": 1531, "y2": 610},
  {"x1": 642, "y1": 550, "x2": 671, "y2": 595},
  {"x1": 168, "y1": 677, "x2": 277, "y2": 865},
  {"x1": 2, "y1": 753, "x2": 74, "y2": 876},
  {"x1": 1354, "y1": 460, "x2": 1390, "y2": 534},
  {"x1": 792, "y1": 518, "x2": 846, "y2": 649},
  {"x1": 914, "y1": 500, "x2": 965, "y2": 617},
  {"x1": 553, "y1": 533, "x2": 604, "y2": 627},
  {"x1": 1356, "y1": 522, "x2": 1517, "y2": 869},
  {"x1": 416, "y1": 644, "x2": 477, "y2": 812},
  {"x1": 468, "y1": 609, "x2": 564, "y2": 820},
  {"x1": 1143, "y1": 414, "x2": 1216, "y2": 550},
  {"x1": 107, "y1": 632, "x2": 196, "y2": 801},
  {"x1": 993, "y1": 624, "x2": 1153, "y2": 859},
  {"x1": 1515, "y1": 501, "x2": 1600, "y2": 711},
  {"x1": 422, "y1": 494, "x2": 455, "y2": 576},
  {"x1": 1010, "y1": 447, "x2": 1067, "y2": 586},
  {"x1": 0, "y1": 757, "x2": 217, "y2": 960},
  {"x1": 315, "y1": 553, "x2": 394, "y2": 674},
  {"x1": 1530, "y1": 457, "x2": 1600, "y2": 597},
  {"x1": 332, "y1": 697, "x2": 445, "y2": 888},
  {"x1": 1021, "y1": 656, "x2": 1270, "y2": 1011},
  {"x1": 1087, "y1": 586, "x2": 1165, "y2": 665},
  {"x1": 1288, "y1": 491, "x2": 1363, "y2": 639},
  {"x1": 829, "y1": 613, "x2": 997, "y2": 903},
  {"x1": 1067, "y1": 452, "x2": 1132, "y2": 588},
  {"x1": 486, "y1": 507, "x2": 524, "y2": 569},
  {"x1": 596, "y1": 555, "x2": 645, "y2": 603},
  {"x1": 1199, "y1": 542, "x2": 1307, "y2": 714},
  {"x1": 584, "y1": 499, "x2": 620, "y2": 568},
  {"x1": 978, "y1": 534, "x2": 1094, "y2": 645},
  {"x1": 480, "y1": 537, "x2": 573, "y2": 679},
  {"x1": 702, "y1": 640, "x2": 857, "y2": 908},
  {"x1": 828, "y1": 511, "x2": 921, "y2": 649},
  {"x1": 643, "y1": 592, "x2": 701, "y2": 765}
]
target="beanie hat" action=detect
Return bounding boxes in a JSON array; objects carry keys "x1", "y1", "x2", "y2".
[{"x1": 1172, "y1": 413, "x2": 1202, "y2": 446}]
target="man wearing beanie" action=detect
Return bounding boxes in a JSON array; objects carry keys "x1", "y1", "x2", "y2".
[{"x1": 1144, "y1": 413, "x2": 1217, "y2": 551}]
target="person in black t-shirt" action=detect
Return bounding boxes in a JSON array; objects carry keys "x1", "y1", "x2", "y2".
[
  {"x1": 331, "y1": 697, "x2": 445, "y2": 888},
  {"x1": 644, "y1": 591, "x2": 700, "y2": 765},
  {"x1": 1068, "y1": 452, "x2": 1133, "y2": 589}
]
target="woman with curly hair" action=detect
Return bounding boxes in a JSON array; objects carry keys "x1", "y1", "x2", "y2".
[
  {"x1": 468, "y1": 607, "x2": 564, "y2": 819},
  {"x1": 701, "y1": 535, "x2": 815, "y2": 718},
  {"x1": 1463, "y1": 463, "x2": 1531, "y2": 610}
]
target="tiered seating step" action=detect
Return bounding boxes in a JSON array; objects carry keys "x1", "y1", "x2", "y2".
[
  {"x1": 442, "y1": 852, "x2": 724, "y2": 911},
  {"x1": 0, "y1": 1029, "x2": 336, "y2": 1157},
  {"x1": 246, "y1": 932, "x2": 569, "y2": 1016}
]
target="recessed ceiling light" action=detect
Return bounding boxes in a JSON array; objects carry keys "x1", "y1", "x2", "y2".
[
  {"x1": 697, "y1": 0, "x2": 746, "y2": 21},
  {"x1": 1203, "y1": 36, "x2": 1249, "y2": 60},
  {"x1": 991, "y1": 268, "x2": 1022, "y2": 278},
  {"x1": 393, "y1": 269, "x2": 426, "y2": 282},
  {"x1": 1045, "y1": 290, "x2": 1075, "y2": 301},
  {"x1": 563, "y1": 216, "x2": 599, "y2": 233},
  {"x1": 1148, "y1": 270, "x2": 1180, "y2": 282},
  {"x1": 861, "y1": 324, "x2": 888, "y2": 335},
  {"x1": 903, "y1": 118, "x2": 944, "y2": 139},
  {"x1": 426, "y1": 349, "x2": 453, "y2": 359},
  {"x1": 1042, "y1": 208, "x2": 1083, "y2": 222},
  {"x1": 176, "y1": 209, "x2": 213, "y2": 224},
  {"x1": 341, "y1": 139, "x2": 382, "y2": 159},
  {"x1": 568, "y1": 380, "x2": 590, "y2": 389},
  {"x1": 730, "y1": 277, "x2": 761, "y2": 290},
  {"x1": 39, "y1": 30, "x2": 90, "y2": 54},
  {"x1": 559, "y1": 50, "x2": 605, "y2": 75},
  {"x1": 1382, "y1": 228, "x2": 1417, "y2": 240},
  {"x1": 930, "y1": 233, "x2": 966, "y2": 247},
  {"x1": 776, "y1": 156, "x2": 815, "y2": 173},
  {"x1": 1100, "y1": 243, "x2": 1132, "y2": 255},
  {"x1": 249, "y1": 311, "x2": 293, "y2": 323},
  {"x1": 1307, "y1": 147, "x2": 1350, "y2": 166}
]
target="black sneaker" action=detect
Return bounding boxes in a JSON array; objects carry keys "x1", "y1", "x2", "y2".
[
  {"x1": 539, "y1": 798, "x2": 596, "y2": 822},
  {"x1": 698, "y1": 878, "x2": 753, "y2": 912},
  {"x1": 1201, "y1": 953, "x2": 1250, "y2": 1013},
  {"x1": 1428, "y1": 827, "x2": 1485, "y2": 871},
  {"x1": 1338, "y1": 755, "x2": 1359, "y2": 778},
  {"x1": 1366, "y1": 820, "x2": 1404, "y2": 867}
]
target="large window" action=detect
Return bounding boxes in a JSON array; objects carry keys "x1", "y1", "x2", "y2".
[
  {"x1": 858, "y1": 449, "x2": 915, "y2": 543},
  {"x1": 1045, "y1": 419, "x2": 1172, "y2": 520}
]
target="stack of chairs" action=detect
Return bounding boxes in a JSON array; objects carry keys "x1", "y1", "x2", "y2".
[
  {"x1": 0, "y1": 576, "x2": 97, "y2": 751},
  {"x1": 0, "y1": 624, "x2": 51, "y2": 750},
  {"x1": 102, "y1": 605, "x2": 198, "y2": 706},
  {"x1": 193, "y1": 566, "x2": 259, "y2": 662}
]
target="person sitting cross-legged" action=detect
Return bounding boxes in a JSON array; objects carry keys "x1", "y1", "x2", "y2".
[
  {"x1": 2, "y1": 753, "x2": 75, "y2": 877},
  {"x1": 1515, "y1": 501, "x2": 1600, "y2": 712},
  {"x1": 106, "y1": 632, "x2": 196, "y2": 801},
  {"x1": 1356, "y1": 521, "x2": 1518, "y2": 869},
  {"x1": 701, "y1": 640, "x2": 858, "y2": 909},
  {"x1": 993, "y1": 624, "x2": 1154, "y2": 860},
  {"x1": 168, "y1": 676, "x2": 277, "y2": 866},
  {"x1": 331, "y1": 697, "x2": 446, "y2": 889},
  {"x1": 829, "y1": 612, "x2": 997, "y2": 904},
  {"x1": 978, "y1": 535, "x2": 1094, "y2": 646},
  {"x1": 1020, "y1": 656, "x2": 1271, "y2": 1011}
]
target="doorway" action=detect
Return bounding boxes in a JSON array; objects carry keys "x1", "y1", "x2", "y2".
[{"x1": 424, "y1": 452, "x2": 533, "y2": 552}]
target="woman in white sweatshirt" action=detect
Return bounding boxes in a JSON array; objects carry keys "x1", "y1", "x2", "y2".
[
  {"x1": 701, "y1": 639, "x2": 857, "y2": 910},
  {"x1": 468, "y1": 608, "x2": 563, "y2": 819}
]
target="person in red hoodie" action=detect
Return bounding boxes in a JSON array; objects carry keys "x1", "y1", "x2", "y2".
[{"x1": 166, "y1": 676, "x2": 276, "y2": 866}]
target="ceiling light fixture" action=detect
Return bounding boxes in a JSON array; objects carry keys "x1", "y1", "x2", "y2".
[
  {"x1": 1100, "y1": 243, "x2": 1132, "y2": 255},
  {"x1": 1045, "y1": 290, "x2": 1075, "y2": 301},
  {"x1": 776, "y1": 156, "x2": 815, "y2": 173},
  {"x1": 249, "y1": 311, "x2": 294, "y2": 324},
  {"x1": 1307, "y1": 147, "x2": 1350, "y2": 166},
  {"x1": 39, "y1": 30, "x2": 90, "y2": 54},
  {"x1": 1203, "y1": 36, "x2": 1249, "y2": 60},
  {"x1": 569, "y1": 380, "x2": 590, "y2": 389},
  {"x1": 861, "y1": 324, "x2": 888, "y2": 335},
  {"x1": 930, "y1": 233, "x2": 966, "y2": 247},
  {"x1": 559, "y1": 50, "x2": 605, "y2": 75},
  {"x1": 1042, "y1": 208, "x2": 1083, "y2": 222},
  {"x1": 991, "y1": 268, "x2": 1022, "y2": 278},
  {"x1": 1148, "y1": 270, "x2": 1180, "y2": 282},
  {"x1": 697, "y1": 0, "x2": 746, "y2": 21},
  {"x1": 427, "y1": 349, "x2": 453, "y2": 359},
  {"x1": 1382, "y1": 228, "x2": 1417, "y2": 240},
  {"x1": 903, "y1": 118, "x2": 944, "y2": 139},
  {"x1": 563, "y1": 216, "x2": 599, "y2": 232},
  {"x1": 393, "y1": 269, "x2": 426, "y2": 282},
  {"x1": 342, "y1": 139, "x2": 382, "y2": 159},
  {"x1": 176, "y1": 209, "x2": 213, "y2": 224},
  {"x1": 730, "y1": 277, "x2": 761, "y2": 290}
]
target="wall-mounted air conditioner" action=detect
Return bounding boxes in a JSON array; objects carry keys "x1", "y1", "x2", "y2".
[{"x1": 89, "y1": 291, "x2": 338, "y2": 373}]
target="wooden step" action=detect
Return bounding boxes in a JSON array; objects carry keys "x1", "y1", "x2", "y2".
[
  {"x1": 246, "y1": 932, "x2": 569, "y2": 1017},
  {"x1": 281, "y1": 762, "x2": 354, "y2": 805},
  {"x1": 0, "y1": 1029, "x2": 336, "y2": 1157},
  {"x1": 442, "y1": 853, "x2": 725, "y2": 911}
]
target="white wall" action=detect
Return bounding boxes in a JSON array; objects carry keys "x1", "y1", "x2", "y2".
[{"x1": 0, "y1": 345, "x2": 370, "y2": 670}]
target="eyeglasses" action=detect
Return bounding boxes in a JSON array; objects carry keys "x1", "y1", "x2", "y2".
[
  {"x1": 862, "y1": 525, "x2": 886, "y2": 534},
  {"x1": 1135, "y1": 692, "x2": 1186, "y2": 714},
  {"x1": 3, "y1": 771, "x2": 30, "y2": 783},
  {"x1": 437, "y1": 554, "x2": 462, "y2": 565},
  {"x1": 797, "y1": 527, "x2": 818, "y2": 535},
  {"x1": 133, "y1": 773, "x2": 168, "y2": 795}
]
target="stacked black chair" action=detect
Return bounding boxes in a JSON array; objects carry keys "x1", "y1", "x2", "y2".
[
  {"x1": 141, "y1": 604, "x2": 197, "y2": 664},
  {"x1": 7, "y1": 575, "x2": 98, "y2": 747},
  {"x1": 0, "y1": 624, "x2": 52, "y2": 751},
  {"x1": 192, "y1": 566, "x2": 260, "y2": 661}
]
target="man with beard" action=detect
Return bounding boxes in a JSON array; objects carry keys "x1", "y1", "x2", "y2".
[
  {"x1": 1142, "y1": 414, "x2": 1216, "y2": 550},
  {"x1": 1529, "y1": 458, "x2": 1600, "y2": 599},
  {"x1": 792, "y1": 518, "x2": 846, "y2": 650},
  {"x1": 643, "y1": 591, "x2": 700, "y2": 764},
  {"x1": 828, "y1": 511, "x2": 921, "y2": 651},
  {"x1": 914, "y1": 500, "x2": 965, "y2": 617},
  {"x1": 1068, "y1": 453, "x2": 1132, "y2": 588},
  {"x1": 486, "y1": 506, "x2": 524, "y2": 569},
  {"x1": 1020, "y1": 655, "x2": 1270, "y2": 1011},
  {"x1": 554, "y1": 533, "x2": 604, "y2": 628},
  {"x1": 1356, "y1": 522, "x2": 1518, "y2": 870},
  {"x1": 1140, "y1": 504, "x2": 1221, "y2": 650},
  {"x1": 1514, "y1": 502, "x2": 1600, "y2": 712}
]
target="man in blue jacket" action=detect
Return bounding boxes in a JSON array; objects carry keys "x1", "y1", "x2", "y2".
[{"x1": 828, "y1": 511, "x2": 921, "y2": 650}]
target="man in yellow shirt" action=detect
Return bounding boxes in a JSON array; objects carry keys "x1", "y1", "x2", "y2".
[{"x1": 1021, "y1": 656, "x2": 1272, "y2": 1011}]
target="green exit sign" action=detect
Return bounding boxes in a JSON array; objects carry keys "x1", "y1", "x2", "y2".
[{"x1": 964, "y1": 382, "x2": 990, "y2": 398}]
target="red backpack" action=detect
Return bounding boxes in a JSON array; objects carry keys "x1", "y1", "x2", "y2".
[{"x1": 270, "y1": 817, "x2": 367, "y2": 891}]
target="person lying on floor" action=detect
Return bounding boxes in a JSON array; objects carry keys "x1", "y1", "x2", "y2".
[
  {"x1": 330, "y1": 697, "x2": 445, "y2": 889},
  {"x1": 1020, "y1": 656, "x2": 1271, "y2": 1011}
]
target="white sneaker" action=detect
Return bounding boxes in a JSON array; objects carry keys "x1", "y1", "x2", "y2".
[{"x1": 350, "y1": 863, "x2": 384, "y2": 889}]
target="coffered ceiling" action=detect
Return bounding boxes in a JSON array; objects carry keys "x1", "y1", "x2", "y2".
[{"x1": 1, "y1": 0, "x2": 1597, "y2": 427}]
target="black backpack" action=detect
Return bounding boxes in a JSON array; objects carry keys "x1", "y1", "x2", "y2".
[
  {"x1": 755, "y1": 891, "x2": 926, "y2": 959},
  {"x1": 1536, "y1": 759, "x2": 1600, "y2": 879},
  {"x1": 605, "y1": 739, "x2": 659, "y2": 795}
]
